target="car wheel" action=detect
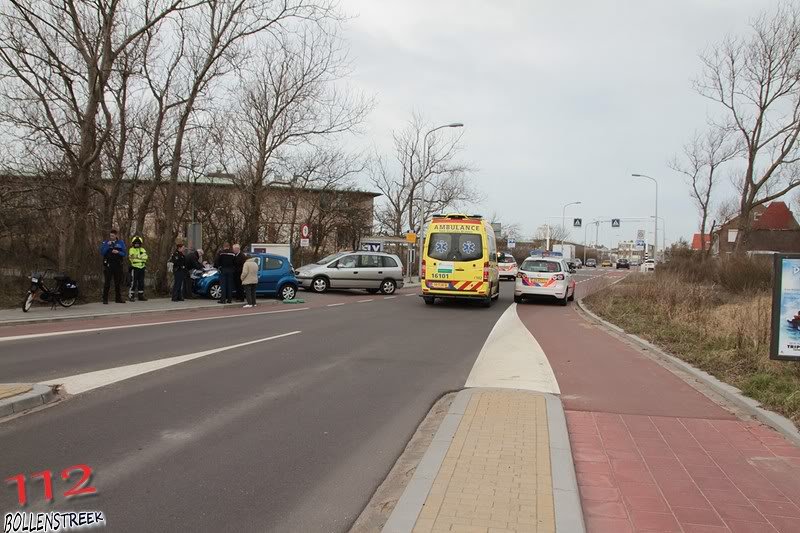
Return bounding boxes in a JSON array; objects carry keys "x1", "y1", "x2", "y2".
[
  {"x1": 311, "y1": 276, "x2": 329, "y2": 293},
  {"x1": 568, "y1": 287, "x2": 575, "y2": 301},
  {"x1": 423, "y1": 296, "x2": 435, "y2": 305},
  {"x1": 514, "y1": 294, "x2": 522, "y2": 304},
  {"x1": 481, "y1": 297, "x2": 492, "y2": 308},
  {"x1": 559, "y1": 293, "x2": 569, "y2": 306},
  {"x1": 279, "y1": 284, "x2": 297, "y2": 301},
  {"x1": 209, "y1": 282, "x2": 222, "y2": 300},
  {"x1": 380, "y1": 279, "x2": 396, "y2": 295}
]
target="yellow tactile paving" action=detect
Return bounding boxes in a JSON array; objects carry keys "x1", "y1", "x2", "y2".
[
  {"x1": 0, "y1": 384, "x2": 32, "y2": 400},
  {"x1": 412, "y1": 390, "x2": 555, "y2": 533}
]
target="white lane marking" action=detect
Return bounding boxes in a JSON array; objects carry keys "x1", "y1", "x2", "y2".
[
  {"x1": 384, "y1": 296, "x2": 397, "y2": 299},
  {"x1": 465, "y1": 304, "x2": 560, "y2": 394},
  {"x1": 46, "y1": 331, "x2": 301, "y2": 395},
  {"x1": 327, "y1": 303, "x2": 346, "y2": 307},
  {"x1": 357, "y1": 299, "x2": 373, "y2": 303},
  {"x1": 405, "y1": 294, "x2": 416, "y2": 297},
  {"x1": 0, "y1": 307, "x2": 310, "y2": 343}
]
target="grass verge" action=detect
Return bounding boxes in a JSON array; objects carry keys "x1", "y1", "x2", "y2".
[{"x1": 584, "y1": 270, "x2": 800, "y2": 426}]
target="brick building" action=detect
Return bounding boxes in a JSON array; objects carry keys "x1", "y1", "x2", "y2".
[{"x1": 712, "y1": 202, "x2": 800, "y2": 255}]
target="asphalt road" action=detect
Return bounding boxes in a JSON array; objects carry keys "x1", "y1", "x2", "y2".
[{"x1": 0, "y1": 286, "x2": 519, "y2": 532}]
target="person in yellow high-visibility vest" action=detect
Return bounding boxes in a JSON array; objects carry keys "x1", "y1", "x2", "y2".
[{"x1": 128, "y1": 236, "x2": 149, "y2": 301}]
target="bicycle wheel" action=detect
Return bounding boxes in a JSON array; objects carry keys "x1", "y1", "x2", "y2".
[{"x1": 22, "y1": 291, "x2": 34, "y2": 312}]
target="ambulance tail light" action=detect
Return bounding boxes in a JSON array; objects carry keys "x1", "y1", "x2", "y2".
[
  {"x1": 483, "y1": 262, "x2": 489, "y2": 282},
  {"x1": 421, "y1": 259, "x2": 426, "y2": 280}
]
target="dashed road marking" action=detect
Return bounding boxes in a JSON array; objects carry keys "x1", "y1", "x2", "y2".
[
  {"x1": 384, "y1": 296, "x2": 397, "y2": 300},
  {"x1": 326, "y1": 303, "x2": 346, "y2": 307},
  {"x1": 0, "y1": 307, "x2": 310, "y2": 343},
  {"x1": 357, "y1": 299, "x2": 373, "y2": 303}
]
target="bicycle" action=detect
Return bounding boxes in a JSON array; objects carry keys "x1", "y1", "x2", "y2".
[{"x1": 22, "y1": 269, "x2": 79, "y2": 312}]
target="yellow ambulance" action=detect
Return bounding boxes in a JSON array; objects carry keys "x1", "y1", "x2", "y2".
[{"x1": 420, "y1": 214, "x2": 500, "y2": 307}]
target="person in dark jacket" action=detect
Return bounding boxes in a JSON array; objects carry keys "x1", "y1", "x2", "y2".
[
  {"x1": 100, "y1": 229, "x2": 127, "y2": 304},
  {"x1": 171, "y1": 243, "x2": 187, "y2": 302},
  {"x1": 183, "y1": 248, "x2": 204, "y2": 299},
  {"x1": 233, "y1": 243, "x2": 246, "y2": 302},
  {"x1": 214, "y1": 242, "x2": 235, "y2": 304}
]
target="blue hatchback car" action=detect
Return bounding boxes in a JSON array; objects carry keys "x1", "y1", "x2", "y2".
[{"x1": 192, "y1": 253, "x2": 299, "y2": 301}]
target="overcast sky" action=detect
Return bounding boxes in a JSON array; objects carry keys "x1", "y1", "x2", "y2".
[{"x1": 338, "y1": 0, "x2": 785, "y2": 247}]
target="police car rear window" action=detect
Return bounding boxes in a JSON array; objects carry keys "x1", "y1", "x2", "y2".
[
  {"x1": 520, "y1": 260, "x2": 561, "y2": 273},
  {"x1": 428, "y1": 233, "x2": 483, "y2": 261}
]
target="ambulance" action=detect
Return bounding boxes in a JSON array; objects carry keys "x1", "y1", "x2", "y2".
[{"x1": 420, "y1": 214, "x2": 500, "y2": 307}]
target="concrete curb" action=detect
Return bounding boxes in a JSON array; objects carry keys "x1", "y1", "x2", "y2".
[
  {"x1": 382, "y1": 388, "x2": 586, "y2": 533},
  {"x1": 0, "y1": 384, "x2": 59, "y2": 418},
  {"x1": 545, "y1": 393, "x2": 587, "y2": 533},
  {"x1": 577, "y1": 299, "x2": 800, "y2": 448},
  {"x1": 0, "y1": 300, "x2": 271, "y2": 327}
]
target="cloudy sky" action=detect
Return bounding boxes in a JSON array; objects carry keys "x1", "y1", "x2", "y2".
[{"x1": 337, "y1": 0, "x2": 785, "y2": 247}]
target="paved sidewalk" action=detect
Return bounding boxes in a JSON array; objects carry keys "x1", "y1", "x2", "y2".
[
  {"x1": 0, "y1": 297, "x2": 247, "y2": 325},
  {"x1": 383, "y1": 389, "x2": 584, "y2": 533}
]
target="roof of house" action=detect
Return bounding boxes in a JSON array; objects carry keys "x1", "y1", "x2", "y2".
[
  {"x1": 752, "y1": 201, "x2": 799, "y2": 230},
  {"x1": 691, "y1": 233, "x2": 712, "y2": 250}
]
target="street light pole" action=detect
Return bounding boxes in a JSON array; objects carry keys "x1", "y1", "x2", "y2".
[
  {"x1": 632, "y1": 174, "x2": 658, "y2": 261},
  {"x1": 561, "y1": 201, "x2": 581, "y2": 247},
  {"x1": 417, "y1": 122, "x2": 464, "y2": 278}
]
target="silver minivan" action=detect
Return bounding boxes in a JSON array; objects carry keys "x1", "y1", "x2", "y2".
[{"x1": 295, "y1": 251, "x2": 405, "y2": 294}]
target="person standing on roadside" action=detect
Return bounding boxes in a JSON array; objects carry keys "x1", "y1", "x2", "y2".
[
  {"x1": 100, "y1": 229, "x2": 127, "y2": 304},
  {"x1": 183, "y1": 248, "x2": 204, "y2": 299},
  {"x1": 171, "y1": 243, "x2": 187, "y2": 302},
  {"x1": 240, "y1": 254, "x2": 259, "y2": 308},
  {"x1": 233, "y1": 243, "x2": 246, "y2": 302},
  {"x1": 128, "y1": 236, "x2": 148, "y2": 301},
  {"x1": 214, "y1": 242, "x2": 235, "y2": 304}
]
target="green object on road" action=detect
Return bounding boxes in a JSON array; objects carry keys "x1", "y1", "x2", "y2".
[{"x1": 283, "y1": 299, "x2": 305, "y2": 304}]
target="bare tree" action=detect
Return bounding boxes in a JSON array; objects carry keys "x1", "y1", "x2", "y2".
[
  {"x1": 0, "y1": 0, "x2": 192, "y2": 275},
  {"x1": 694, "y1": 3, "x2": 800, "y2": 251},
  {"x1": 670, "y1": 127, "x2": 739, "y2": 255},
  {"x1": 372, "y1": 112, "x2": 478, "y2": 236},
  {"x1": 533, "y1": 224, "x2": 568, "y2": 243},
  {"x1": 223, "y1": 28, "x2": 371, "y2": 246}
]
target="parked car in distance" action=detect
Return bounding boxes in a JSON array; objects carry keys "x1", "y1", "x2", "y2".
[
  {"x1": 601, "y1": 259, "x2": 612, "y2": 267},
  {"x1": 630, "y1": 259, "x2": 641, "y2": 267},
  {"x1": 640, "y1": 259, "x2": 656, "y2": 273},
  {"x1": 296, "y1": 251, "x2": 404, "y2": 294},
  {"x1": 193, "y1": 253, "x2": 298, "y2": 300},
  {"x1": 585, "y1": 258, "x2": 597, "y2": 268},
  {"x1": 616, "y1": 258, "x2": 630, "y2": 269},
  {"x1": 498, "y1": 252, "x2": 519, "y2": 281}
]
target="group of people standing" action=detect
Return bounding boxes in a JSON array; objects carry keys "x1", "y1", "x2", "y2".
[{"x1": 99, "y1": 231, "x2": 259, "y2": 308}]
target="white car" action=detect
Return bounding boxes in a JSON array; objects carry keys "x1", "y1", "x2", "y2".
[
  {"x1": 640, "y1": 259, "x2": 656, "y2": 273},
  {"x1": 514, "y1": 256, "x2": 576, "y2": 306},
  {"x1": 498, "y1": 252, "x2": 518, "y2": 280}
]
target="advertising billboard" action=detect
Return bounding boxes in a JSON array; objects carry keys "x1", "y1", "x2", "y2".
[{"x1": 771, "y1": 254, "x2": 800, "y2": 361}]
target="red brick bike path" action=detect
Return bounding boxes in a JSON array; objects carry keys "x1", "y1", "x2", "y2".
[{"x1": 516, "y1": 300, "x2": 800, "y2": 532}]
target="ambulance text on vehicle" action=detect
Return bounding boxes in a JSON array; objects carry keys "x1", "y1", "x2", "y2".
[{"x1": 420, "y1": 214, "x2": 500, "y2": 307}]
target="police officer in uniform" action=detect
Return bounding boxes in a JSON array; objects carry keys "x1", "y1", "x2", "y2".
[
  {"x1": 100, "y1": 229, "x2": 127, "y2": 304},
  {"x1": 128, "y1": 236, "x2": 148, "y2": 301}
]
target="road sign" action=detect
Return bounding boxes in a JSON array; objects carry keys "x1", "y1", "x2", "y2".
[
  {"x1": 611, "y1": 219, "x2": 620, "y2": 228},
  {"x1": 573, "y1": 218, "x2": 582, "y2": 228},
  {"x1": 300, "y1": 223, "x2": 311, "y2": 239},
  {"x1": 360, "y1": 241, "x2": 383, "y2": 252},
  {"x1": 405, "y1": 232, "x2": 417, "y2": 244},
  {"x1": 635, "y1": 239, "x2": 646, "y2": 249},
  {"x1": 637, "y1": 229, "x2": 645, "y2": 240},
  {"x1": 508, "y1": 239, "x2": 516, "y2": 249},
  {"x1": 300, "y1": 238, "x2": 310, "y2": 248}
]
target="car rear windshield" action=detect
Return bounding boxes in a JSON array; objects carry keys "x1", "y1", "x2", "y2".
[
  {"x1": 499, "y1": 255, "x2": 516, "y2": 263},
  {"x1": 427, "y1": 233, "x2": 483, "y2": 261},
  {"x1": 520, "y1": 259, "x2": 561, "y2": 273}
]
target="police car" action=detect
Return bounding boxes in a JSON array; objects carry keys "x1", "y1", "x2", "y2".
[
  {"x1": 498, "y1": 252, "x2": 518, "y2": 281},
  {"x1": 514, "y1": 250, "x2": 576, "y2": 306}
]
